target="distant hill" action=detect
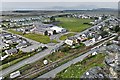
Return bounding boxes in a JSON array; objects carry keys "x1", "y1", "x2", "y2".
[
  {"x1": 63, "y1": 8, "x2": 117, "y2": 12},
  {"x1": 92, "y1": 8, "x2": 117, "y2": 11}
]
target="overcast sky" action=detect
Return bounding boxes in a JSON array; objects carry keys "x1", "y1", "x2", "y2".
[{"x1": 1, "y1": 1, "x2": 119, "y2": 11}]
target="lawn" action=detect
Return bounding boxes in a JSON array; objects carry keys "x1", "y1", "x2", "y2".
[
  {"x1": 56, "y1": 17, "x2": 94, "y2": 32},
  {"x1": 8, "y1": 30, "x2": 57, "y2": 44},
  {"x1": 56, "y1": 53, "x2": 105, "y2": 78},
  {"x1": 59, "y1": 33, "x2": 75, "y2": 40}
]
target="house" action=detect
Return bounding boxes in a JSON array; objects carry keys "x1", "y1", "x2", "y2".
[
  {"x1": 91, "y1": 51, "x2": 98, "y2": 56},
  {"x1": 11, "y1": 38, "x2": 22, "y2": 43},
  {"x1": 90, "y1": 22, "x2": 95, "y2": 25},
  {"x1": 65, "y1": 39, "x2": 73, "y2": 46},
  {"x1": 0, "y1": 37, "x2": 9, "y2": 50},
  {"x1": 83, "y1": 38, "x2": 96, "y2": 46},
  {"x1": 16, "y1": 43, "x2": 30, "y2": 49},
  {"x1": 99, "y1": 16, "x2": 102, "y2": 20},
  {"x1": 47, "y1": 30, "x2": 54, "y2": 36},
  {"x1": 5, "y1": 48, "x2": 18, "y2": 55},
  {"x1": 1, "y1": 33, "x2": 12, "y2": 39},
  {"x1": 0, "y1": 55, "x2": 9, "y2": 61},
  {"x1": 4, "y1": 39, "x2": 13, "y2": 44}
]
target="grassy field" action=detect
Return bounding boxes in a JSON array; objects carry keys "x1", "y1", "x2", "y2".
[
  {"x1": 56, "y1": 17, "x2": 94, "y2": 32},
  {"x1": 59, "y1": 33, "x2": 75, "y2": 40},
  {"x1": 8, "y1": 30, "x2": 57, "y2": 44},
  {"x1": 56, "y1": 53, "x2": 105, "y2": 78}
]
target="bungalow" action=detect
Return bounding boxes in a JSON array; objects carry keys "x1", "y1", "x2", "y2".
[
  {"x1": 0, "y1": 40, "x2": 9, "y2": 50},
  {"x1": 47, "y1": 30, "x2": 54, "y2": 36},
  {"x1": 0, "y1": 55, "x2": 9, "y2": 61},
  {"x1": 11, "y1": 38, "x2": 22, "y2": 44},
  {"x1": 65, "y1": 39, "x2": 74, "y2": 46},
  {"x1": 5, "y1": 48, "x2": 18, "y2": 55},
  {"x1": 83, "y1": 38, "x2": 96, "y2": 46},
  {"x1": 16, "y1": 43, "x2": 30, "y2": 49},
  {"x1": 1, "y1": 33, "x2": 12, "y2": 39},
  {"x1": 90, "y1": 22, "x2": 95, "y2": 25}
]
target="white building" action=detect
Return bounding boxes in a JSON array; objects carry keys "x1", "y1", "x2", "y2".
[
  {"x1": 50, "y1": 26, "x2": 66, "y2": 33},
  {"x1": 65, "y1": 39, "x2": 73, "y2": 46}
]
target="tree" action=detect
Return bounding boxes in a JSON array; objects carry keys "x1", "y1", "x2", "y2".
[
  {"x1": 50, "y1": 16, "x2": 55, "y2": 22},
  {"x1": 100, "y1": 31, "x2": 108, "y2": 38},
  {"x1": 44, "y1": 30, "x2": 48, "y2": 36},
  {"x1": 53, "y1": 30, "x2": 57, "y2": 34},
  {"x1": 114, "y1": 25, "x2": 120, "y2": 32}
]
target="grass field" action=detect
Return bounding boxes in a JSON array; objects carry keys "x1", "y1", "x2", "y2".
[
  {"x1": 8, "y1": 30, "x2": 57, "y2": 44},
  {"x1": 56, "y1": 17, "x2": 94, "y2": 32},
  {"x1": 56, "y1": 53, "x2": 105, "y2": 78},
  {"x1": 59, "y1": 33, "x2": 75, "y2": 40}
]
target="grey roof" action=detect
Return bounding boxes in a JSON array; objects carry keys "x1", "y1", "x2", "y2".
[
  {"x1": 5, "y1": 48, "x2": 17, "y2": 54},
  {"x1": 1, "y1": 33, "x2": 12, "y2": 37},
  {"x1": 16, "y1": 42, "x2": 30, "y2": 49},
  {"x1": 106, "y1": 44, "x2": 120, "y2": 53}
]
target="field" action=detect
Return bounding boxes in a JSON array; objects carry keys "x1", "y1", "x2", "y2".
[
  {"x1": 56, "y1": 53, "x2": 105, "y2": 78},
  {"x1": 8, "y1": 30, "x2": 57, "y2": 44},
  {"x1": 56, "y1": 17, "x2": 94, "y2": 32}
]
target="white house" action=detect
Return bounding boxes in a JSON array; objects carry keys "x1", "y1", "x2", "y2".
[
  {"x1": 5, "y1": 48, "x2": 18, "y2": 55},
  {"x1": 48, "y1": 30, "x2": 53, "y2": 36},
  {"x1": 92, "y1": 51, "x2": 98, "y2": 56},
  {"x1": 90, "y1": 22, "x2": 95, "y2": 25},
  {"x1": 99, "y1": 16, "x2": 102, "y2": 20},
  {"x1": 65, "y1": 39, "x2": 73, "y2": 46},
  {"x1": 0, "y1": 55, "x2": 9, "y2": 61},
  {"x1": 50, "y1": 26, "x2": 66, "y2": 33}
]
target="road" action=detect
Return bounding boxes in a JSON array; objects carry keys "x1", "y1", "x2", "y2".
[{"x1": 36, "y1": 48, "x2": 99, "y2": 79}]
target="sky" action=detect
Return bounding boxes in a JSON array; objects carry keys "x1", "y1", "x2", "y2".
[{"x1": 0, "y1": 0, "x2": 119, "y2": 11}]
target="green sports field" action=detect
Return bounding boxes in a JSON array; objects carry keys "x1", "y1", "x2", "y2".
[{"x1": 56, "y1": 17, "x2": 94, "y2": 32}]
